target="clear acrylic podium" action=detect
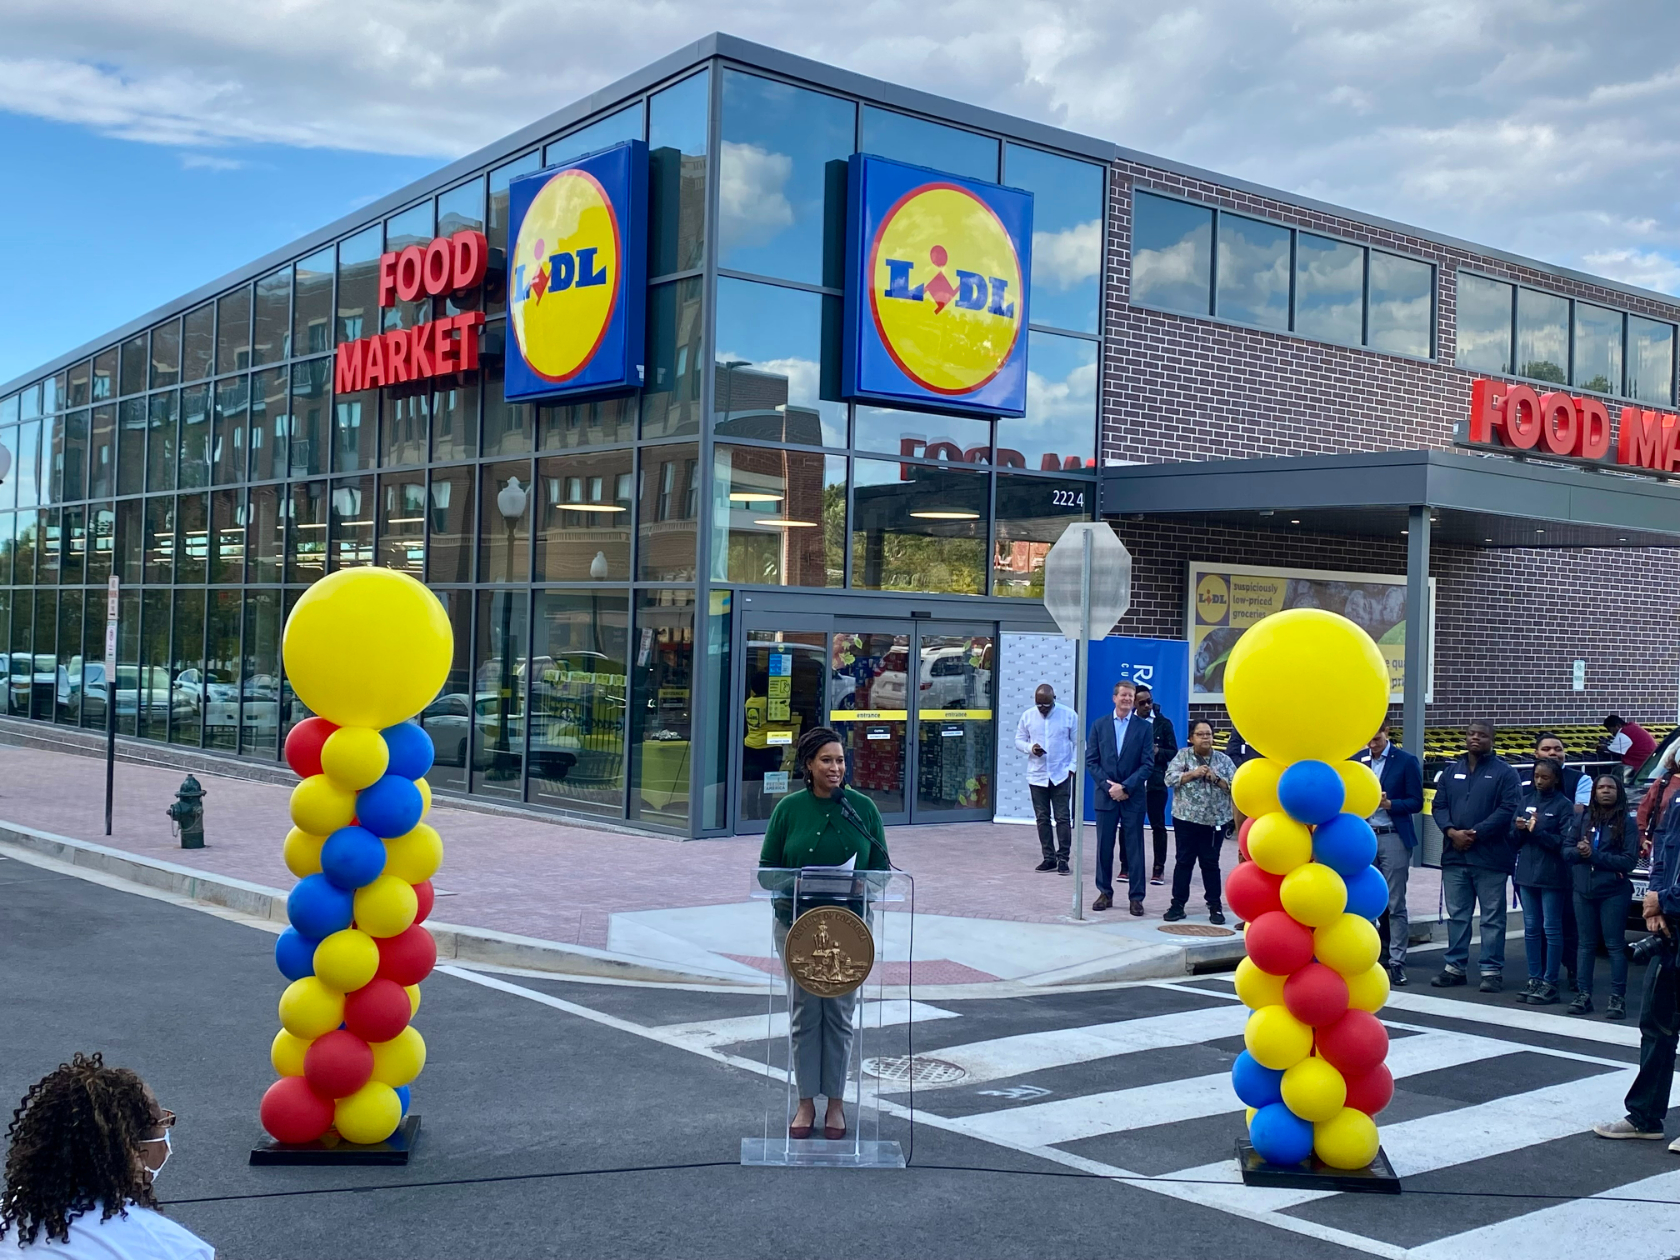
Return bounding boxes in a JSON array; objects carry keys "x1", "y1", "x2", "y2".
[{"x1": 742, "y1": 868, "x2": 914, "y2": 1169}]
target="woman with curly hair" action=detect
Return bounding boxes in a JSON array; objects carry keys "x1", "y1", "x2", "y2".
[{"x1": 0, "y1": 1052, "x2": 212, "y2": 1257}]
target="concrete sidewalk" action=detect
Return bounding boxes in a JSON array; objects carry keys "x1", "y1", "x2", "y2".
[{"x1": 0, "y1": 741, "x2": 1442, "y2": 988}]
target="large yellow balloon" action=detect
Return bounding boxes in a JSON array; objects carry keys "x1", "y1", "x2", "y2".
[
  {"x1": 1336, "y1": 761, "x2": 1383, "y2": 820},
  {"x1": 278, "y1": 977, "x2": 345, "y2": 1040},
  {"x1": 384, "y1": 823, "x2": 443, "y2": 884},
  {"x1": 321, "y1": 726, "x2": 390, "y2": 791},
  {"x1": 1223, "y1": 608, "x2": 1389, "y2": 764},
  {"x1": 354, "y1": 875, "x2": 419, "y2": 938},
  {"x1": 282, "y1": 568, "x2": 452, "y2": 729},
  {"x1": 289, "y1": 775, "x2": 357, "y2": 836},
  {"x1": 416, "y1": 777, "x2": 432, "y2": 818},
  {"x1": 1314, "y1": 1106, "x2": 1381, "y2": 1170},
  {"x1": 1234, "y1": 956, "x2": 1287, "y2": 1009},
  {"x1": 405, "y1": 984, "x2": 422, "y2": 1017},
  {"x1": 1345, "y1": 961, "x2": 1392, "y2": 1013},
  {"x1": 1282, "y1": 1056, "x2": 1347, "y2": 1122},
  {"x1": 1314, "y1": 913, "x2": 1382, "y2": 978},
  {"x1": 369, "y1": 1026, "x2": 427, "y2": 1087},
  {"x1": 282, "y1": 827, "x2": 325, "y2": 878},
  {"x1": 1248, "y1": 813, "x2": 1313, "y2": 875},
  {"x1": 1244, "y1": 1005, "x2": 1313, "y2": 1070},
  {"x1": 271, "y1": 1029, "x2": 311, "y2": 1077},
  {"x1": 1232, "y1": 758, "x2": 1285, "y2": 818},
  {"x1": 313, "y1": 928, "x2": 380, "y2": 992},
  {"x1": 1280, "y1": 863, "x2": 1348, "y2": 928},
  {"x1": 334, "y1": 1081, "x2": 403, "y2": 1145}
]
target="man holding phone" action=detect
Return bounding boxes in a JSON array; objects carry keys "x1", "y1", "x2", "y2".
[{"x1": 1015, "y1": 682, "x2": 1078, "y2": 874}]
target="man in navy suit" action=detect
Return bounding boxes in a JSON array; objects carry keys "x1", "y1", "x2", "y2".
[
  {"x1": 1353, "y1": 717, "x2": 1425, "y2": 984},
  {"x1": 1086, "y1": 679, "x2": 1155, "y2": 914}
]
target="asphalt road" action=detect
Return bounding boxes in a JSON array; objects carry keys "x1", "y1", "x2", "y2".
[{"x1": 1, "y1": 849, "x2": 1676, "y2": 1260}]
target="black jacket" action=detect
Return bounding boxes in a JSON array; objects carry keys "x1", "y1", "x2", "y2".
[
  {"x1": 1432, "y1": 752, "x2": 1523, "y2": 872},
  {"x1": 1565, "y1": 808, "x2": 1639, "y2": 900},
  {"x1": 1514, "y1": 786, "x2": 1575, "y2": 890},
  {"x1": 1144, "y1": 712, "x2": 1177, "y2": 791}
]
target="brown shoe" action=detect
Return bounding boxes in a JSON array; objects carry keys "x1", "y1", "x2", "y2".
[
  {"x1": 1092, "y1": 893, "x2": 1113, "y2": 912},
  {"x1": 1129, "y1": 899, "x2": 1145, "y2": 916}
]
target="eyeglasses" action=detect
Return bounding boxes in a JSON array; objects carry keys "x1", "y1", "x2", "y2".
[{"x1": 140, "y1": 1110, "x2": 176, "y2": 1142}]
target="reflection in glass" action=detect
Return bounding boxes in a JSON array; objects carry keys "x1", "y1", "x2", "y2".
[
  {"x1": 1216, "y1": 214, "x2": 1290, "y2": 330},
  {"x1": 432, "y1": 380, "x2": 479, "y2": 461},
  {"x1": 114, "y1": 501, "x2": 142, "y2": 586},
  {"x1": 860, "y1": 106, "x2": 998, "y2": 181},
  {"x1": 205, "y1": 591, "x2": 241, "y2": 750},
  {"x1": 286, "y1": 480, "x2": 326, "y2": 584},
  {"x1": 143, "y1": 496, "x2": 175, "y2": 584},
  {"x1": 1367, "y1": 252, "x2": 1433, "y2": 358},
  {"x1": 216, "y1": 287, "x2": 252, "y2": 375},
  {"x1": 18, "y1": 387, "x2": 39, "y2": 420},
  {"x1": 829, "y1": 630, "x2": 910, "y2": 819},
  {"x1": 86, "y1": 506, "x2": 114, "y2": 586},
  {"x1": 178, "y1": 385, "x2": 211, "y2": 490},
  {"x1": 473, "y1": 589, "x2": 528, "y2": 797},
  {"x1": 329, "y1": 476, "x2": 374, "y2": 570},
  {"x1": 136, "y1": 590, "x2": 169, "y2": 739},
  {"x1": 487, "y1": 152, "x2": 541, "y2": 318},
  {"x1": 0, "y1": 512, "x2": 12, "y2": 584},
  {"x1": 289, "y1": 359, "x2": 331, "y2": 477},
  {"x1": 427, "y1": 466, "x2": 475, "y2": 583},
  {"x1": 379, "y1": 473, "x2": 426, "y2": 574},
  {"x1": 482, "y1": 374, "x2": 534, "y2": 456},
  {"x1": 170, "y1": 589, "x2": 205, "y2": 747},
  {"x1": 739, "y1": 630, "x2": 826, "y2": 824},
  {"x1": 545, "y1": 103, "x2": 642, "y2": 168},
  {"x1": 536, "y1": 450, "x2": 633, "y2": 582},
  {"x1": 31, "y1": 590, "x2": 54, "y2": 719},
  {"x1": 210, "y1": 489, "x2": 242, "y2": 584},
  {"x1": 649, "y1": 70, "x2": 709, "y2": 276},
  {"x1": 915, "y1": 633, "x2": 994, "y2": 814},
  {"x1": 437, "y1": 177, "x2": 486, "y2": 235},
  {"x1": 417, "y1": 590, "x2": 472, "y2": 788},
  {"x1": 213, "y1": 377, "x2": 248, "y2": 485},
  {"x1": 6, "y1": 591, "x2": 30, "y2": 717},
  {"x1": 78, "y1": 593, "x2": 103, "y2": 728},
  {"x1": 12, "y1": 512, "x2": 38, "y2": 584},
  {"x1": 479, "y1": 461, "x2": 533, "y2": 582},
  {"x1": 182, "y1": 305, "x2": 214, "y2": 382},
  {"x1": 249, "y1": 368, "x2": 288, "y2": 482},
  {"x1": 1516, "y1": 287, "x2": 1568, "y2": 384},
  {"x1": 854, "y1": 406, "x2": 991, "y2": 462},
  {"x1": 61, "y1": 506, "x2": 86, "y2": 585},
  {"x1": 241, "y1": 590, "x2": 282, "y2": 758},
  {"x1": 333, "y1": 389, "x2": 375, "y2": 472},
  {"x1": 530, "y1": 590, "x2": 629, "y2": 815},
  {"x1": 146, "y1": 394, "x2": 178, "y2": 492},
  {"x1": 711, "y1": 445, "x2": 843, "y2": 588},
  {"x1": 383, "y1": 201, "x2": 435, "y2": 332},
  {"x1": 68, "y1": 360, "x2": 92, "y2": 408},
  {"x1": 1294, "y1": 233, "x2": 1363, "y2": 346},
  {"x1": 1455, "y1": 273, "x2": 1513, "y2": 375},
  {"x1": 1628, "y1": 316, "x2": 1675, "y2": 405},
  {"x1": 643, "y1": 278, "x2": 703, "y2": 439},
  {"x1": 1131, "y1": 192, "x2": 1212, "y2": 315},
  {"x1": 150, "y1": 321, "x2": 181, "y2": 389},
  {"x1": 1002, "y1": 331, "x2": 1096, "y2": 470},
  {"x1": 47, "y1": 415, "x2": 65, "y2": 505},
  {"x1": 253, "y1": 268, "x2": 291, "y2": 366},
  {"x1": 637, "y1": 443, "x2": 699, "y2": 581},
  {"x1": 337, "y1": 225, "x2": 383, "y2": 344},
  {"x1": 120, "y1": 334, "x2": 148, "y2": 398},
  {"x1": 93, "y1": 350, "x2": 117, "y2": 401},
  {"x1": 851, "y1": 458, "x2": 986, "y2": 593},
  {"x1": 714, "y1": 279, "x2": 843, "y2": 447},
  {"x1": 56, "y1": 590, "x2": 81, "y2": 724},
  {"x1": 117, "y1": 400, "x2": 145, "y2": 497},
  {"x1": 62, "y1": 411, "x2": 88, "y2": 502},
  {"x1": 246, "y1": 484, "x2": 282, "y2": 584},
  {"x1": 538, "y1": 395, "x2": 636, "y2": 449},
  {"x1": 177, "y1": 493, "x2": 208, "y2": 583},
  {"x1": 629, "y1": 588, "x2": 693, "y2": 825},
  {"x1": 719, "y1": 71, "x2": 853, "y2": 286},
  {"x1": 14, "y1": 421, "x2": 40, "y2": 510},
  {"x1": 383, "y1": 391, "x2": 429, "y2": 467},
  {"x1": 294, "y1": 248, "x2": 335, "y2": 357},
  {"x1": 1005, "y1": 143, "x2": 1103, "y2": 334},
  {"x1": 86, "y1": 407, "x2": 113, "y2": 501},
  {"x1": 37, "y1": 509, "x2": 60, "y2": 584},
  {"x1": 993, "y1": 473, "x2": 1091, "y2": 597},
  {"x1": 1573, "y1": 303, "x2": 1622, "y2": 395}
]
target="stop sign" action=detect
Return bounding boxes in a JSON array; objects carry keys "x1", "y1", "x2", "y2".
[{"x1": 1042, "y1": 522, "x2": 1132, "y2": 640}]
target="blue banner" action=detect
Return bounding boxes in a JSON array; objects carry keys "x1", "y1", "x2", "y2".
[{"x1": 1081, "y1": 636, "x2": 1191, "y2": 823}]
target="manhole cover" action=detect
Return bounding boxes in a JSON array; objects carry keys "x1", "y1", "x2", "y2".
[
  {"x1": 1158, "y1": 923, "x2": 1237, "y2": 937},
  {"x1": 862, "y1": 1056, "x2": 968, "y2": 1084}
]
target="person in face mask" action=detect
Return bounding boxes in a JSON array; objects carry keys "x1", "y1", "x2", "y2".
[{"x1": 0, "y1": 1052, "x2": 213, "y2": 1258}]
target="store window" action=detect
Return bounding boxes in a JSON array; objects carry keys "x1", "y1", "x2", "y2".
[
  {"x1": 117, "y1": 401, "x2": 145, "y2": 496},
  {"x1": 286, "y1": 480, "x2": 327, "y2": 585},
  {"x1": 478, "y1": 460, "x2": 533, "y2": 583},
  {"x1": 336, "y1": 225, "x2": 383, "y2": 344},
  {"x1": 213, "y1": 377, "x2": 248, "y2": 485},
  {"x1": 210, "y1": 489, "x2": 242, "y2": 584},
  {"x1": 143, "y1": 496, "x2": 175, "y2": 584},
  {"x1": 642, "y1": 277, "x2": 703, "y2": 439},
  {"x1": 378, "y1": 473, "x2": 425, "y2": 575},
  {"x1": 329, "y1": 476, "x2": 374, "y2": 570},
  {"x1": 169, "y1": 590, "x2": 205, "y2": 747},
  {"x1": 529, "y1": 590, "x2": 630, "y2": 816},
  {"x1": 487, "y1": 151, "x2": 540, "y2": 318},
  {"x1": 150, "y1": 321, "x2": 181, "y2": 390},
  {"x1": 426, "y1": 466, "x2": 475, "y2": 584},
  {"x1": 1000, "y1": 331, "x2": 1096, "y2": 471},
  {"x1": 294, "y1": 248, "x2": 335, "y2": 357},
  {"x1": 545, "y1": 102, "x2": 642, "y2": 169},
  {"x1": 1516, "y1": 287, "x2": 1569, "y2": 384},
  {"x1": 1131, "y1": 192, "x2": 1212, "y2": 316},
  {"x1": 1216, "y1": 214, "x2": 1290, "y2": 331},
  {"x1": 114, "y1": 501, "x2": 142, "y2": 586},
  {"x1": 37, "y1": 510, "x2": 59, "y2": 584},
  {"x1": 1294, "y1": 233, "x2": 1363, "y2": 347},
  {"x1": 216, "y1": 287, "x2": 252, "y2": 375},
  {"x1": 61, "y1": 411, "x2": 88, "y2": 503},
  {"x1": 0, "y1": 513, "x2": 11, "y2": 584},
  {"x1": 535, "y1": 449, "x2": 634, "y2": 582},
  {"x1": 860, "y1": 106, "x2": 997, "y2": 182},
  {"x1": 146, "y1": 393, "x2": 178, "y2": 492},
  {"x1": 431, "y1": 380, "x2": 479, "y2": 462},
  {"x1": 714, "y1": 278, "x2": 843, "y2": 447},
  {"x1": 87, "y1": 506, "x2": 114, "y2": 586},
  {"x1": 61, "y1": 507, "x2": 85, "y2": 585},
  {"x1": 649, "y1": 70, "x2": 709, "y2": 277},
  {"x1": 719, "y1": 71, "x2": 853, "y2": 287},
  {"x1": 1573, "y1": 303, "x2": 1622, "y2": 395},
  {"x1": 19, "y1": 387, "x2": 39, "y2": 421},
  {"x1": 628, "y1": 588, "x2": 694, "y2": 825},
  {"x1": 182, "y1": 305, "x2": 214, "y2": 383},
  {"x1": 118, "y1": 335, "x2": 147, "y2": 398},
  {"x1": 437, "y1": 177, "x2": 487, "y2": 236},
  {"x1": 638, "y1": 443, "x2": 699, "y2": 581},
  {"x1": 1004, "y1": 143, "x2": 1103, "y2": 335},
  {"x1": 249, "y1": 368, "x2": 287, "y2": 482},
  {"x1": 176, "y1": 493, "x2": 209, "y2": 583},
  {"x1": 136, "y1": 591, "x2": 168, "y2": 740},
  {"x1": 332, "y1": 389, "x2": 374, "y2": 472},
  {"x1": 92, "y1": 351, "x2": 117, "y2": 402},
  {"x1": 1367, "y1": 253, "x2": 1433, "y2": 358},
  {"x1": 178, "y1": 385, "x2": 211, "y2": 490},
  {"x1": 205, "y1": 591, "x2": 241, "y2": 750},
  {"x1": 89, "y1": 406, "x2": 114, "y2": 500},
  {"x1": 68, "y1": 360, "x2": 92, "y2": 408},
  {"x1": 538, "y1": 395, "x2": 636, "y2": 450},
  {"x1": 419, "y1": 589, "x2": 472, "y2": 789},
  {"x1": 1455, "y1": 274, "x2": 1513, "y2": 375},
  {"x1": 854, "y1": 406, "x2": 990, "y2": 463},
  {"x1": 383, "y1": 391, "x2": 428, "y2": 468},
  {"x1": 482, "y1": 375, "x2": 534, "y2": 457},
  {"x1": 252, "y1": 267, "x2": 292, "y2": 366},
  {"x1": 246, "y1": 484, "x2": 283, "y2": 584},
  {"x1": 711, "y1": 444, "x2": 844, "y2": 588},
  {"x1": 242, "y1": 590, "x2": 282, "y2": 759},
  {"x1": 289, "y1": 359, "x2": 330, "y2": 478},
  {"x1": 850, "y1": 457, "x2": 986, "y2": 594},
  {"x1": 383, "y1": 201, "x2": 435, "y2": 332},
  {"x1": 473, "y1": 588, "x2": 528, "y2": 798},
  {"x1": 1628, "y1": 315, "x2": 1676, "y2": 405}
]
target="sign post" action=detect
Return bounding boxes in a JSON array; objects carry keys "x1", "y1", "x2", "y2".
[
  {"x1": 104, "y1": 575, "x2": 118, "y2": 837},
  {"x1": 1042, "y1": 523, "x2": 1133, "y2": 921}
]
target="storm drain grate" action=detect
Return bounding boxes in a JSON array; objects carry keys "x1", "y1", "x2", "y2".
[
  {"x1": 862, "y1": 1056, "x2": 968, "y2": 1084},
  {"x1": 1157, "y1": 923, "x2": 1237, "y2": 937}
]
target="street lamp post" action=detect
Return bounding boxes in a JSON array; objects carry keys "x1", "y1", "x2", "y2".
[{"x1": 493, "y1": 476, "x2": 527, "y2": 782}]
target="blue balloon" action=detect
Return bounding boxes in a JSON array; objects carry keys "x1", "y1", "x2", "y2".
[
  {"x1": 287, "y1": 873, "x2": 355, "y2": 939},
  {"x1": 1345, "y1": 864, "x2": 1390, "y2": 920},
  {"x1": 1312, "y1": 813, "x2": 1379, "y2": 878},
  {"x1": 1277, "y1": 760, "x2": 1345, "y2": 826},
  {"x1": 320, "y1": 825, "x2": 387, "y2": 890},
  {"x1": 1231, "y1": 1050, "x2": 1284, "y2": 1109},
  {"x1": 382, "y1": 722, "x2": 435, "y2": 782},
  {"x1": 356, "y1": 774, "x2": 424, "y2": 839},
  {"x1": 275, "y1": 927, "x2": 319, "y2": 981},
  {"x1": 395, "y1": 1085, "x2": 411, "y2": 1117},
  {"x1": 1250, "y1": 1102, "x2": 1315, "y2": 1166}
]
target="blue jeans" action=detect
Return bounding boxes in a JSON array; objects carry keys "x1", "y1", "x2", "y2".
[
  {"x1": 1575, "y1": 891, "x2": 1629, "y2": 998},
  {"x1": 1517, "y1": 884, "x2": 1565, "y2": 983},
  {"x1": 1442, "y1": 863, "x2": 1510, "y2": 975}
]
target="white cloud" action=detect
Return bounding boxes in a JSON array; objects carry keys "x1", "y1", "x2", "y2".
[
  {"x1": 179, "y1": 152, "x2": 244, "y2": 170},
  {"x1": 717, "y1": 140, "x2": 794, "y2": 257},
  {"x1": 1581, "y1": 248, "x2": 1680, "y2": 295},
  {"x1": 1032, "y1": 219, "x2": 1100, "y2": 291}
]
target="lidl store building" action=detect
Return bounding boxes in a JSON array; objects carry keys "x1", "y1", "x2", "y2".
[{"x1": 3, "y1": 33, "x2": 1679, "y2": 838}]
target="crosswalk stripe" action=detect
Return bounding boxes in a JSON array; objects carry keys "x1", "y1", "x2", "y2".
[
  {"x1": 653, "y1": 999, "x2": 958, "y2": 1049},
  {"x1": 1406, "y1": 1169, "x2": 1680, "y2": 1259}
]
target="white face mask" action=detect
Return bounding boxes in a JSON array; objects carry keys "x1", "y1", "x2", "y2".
[{"x1": 142, "y1": 1130, "x2": 171, "y2": 1181}]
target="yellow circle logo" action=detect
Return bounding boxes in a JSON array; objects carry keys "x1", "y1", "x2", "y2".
[
  {"x1": 1196, "y1": 574, "x2": 1230, "y2": 625},
  {"x1": 510, "y1": 170, "x2": 621, "y2": 383},
  {"x1": 869, "y1": 183, "x2": 1024, "y2": 396}
]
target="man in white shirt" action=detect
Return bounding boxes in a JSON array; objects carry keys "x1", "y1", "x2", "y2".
[{"x1": 1015, "y1": 682, "x2": 1079, "y2": 874}]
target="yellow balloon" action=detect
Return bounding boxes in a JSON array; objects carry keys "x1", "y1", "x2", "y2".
[
  {"x1": 1281, "y1": 1056, "x2": 1347, "y2": 1122},
  {"x1": 282, "y1": 568, "x2": 452, "y2": 729},
  {"x1": 313, "y1": 928, "x2": 380, "y2": 992},
  {"x1": 369, "y1": 1026, "x2": 427, "y2": 1087},
  {"x1": 1244, "y1": 1004, "x2": 1313, "y2": 1070},
  {"x1": 282, "y1": 827, "x2": 325, "y2": 878},
  {"x1": 1232, "y1": 758, "x2": 1285, "y2": 818},
  {"x1": 1248, "y1": 812, "x2": 1313, "y2": 875},
  {"x1": 1279, "y1": 862, "x2": 1348, "y2": 928},
  {"x1": 1245, "y1": 1106, "x2": 1257, "y2": 1128},
  {"x1": 333, "y1": 1081, "x2": 403, "y2": 1145},
  {"x1": 278, "y1": 977, "x2": 345, "y2": 1040},
  {"x1": 271, "y1": 1028, "x2": 311, "y2": 1077},
  {"x1": 384, "y1": 824, "x2": 443, "y2": 884},
  {"x1": 406, "y1": 984, "x2": 422, "y2": 1017},
  {"x1": 1336, "y1": 760, "x2": 1383, "y2": 820},
  {"x1": 1234, "y1": 956, "x2": 1287, "y2": 1009},
  {"x1": 416, "y1": 777, "x2": 432, "y2": 818},
  {"x1": 289, "y1": 775, "x2": 357, "y2": 836},
  {"x1": 1345, "y1": 961, "x2": 1391, "y2": 1013},
  {"x1": 1314, "y1": 1106, "x2": 1381, "y2": 1170},
  {"x1": 354, "y1": 875, "x2": 419, "y2": 938},
  {"x1": 321, "y1": 726, "x2": 390, "y2": 791},
  {"x1": 1314, "y1": 913, "x2": 1382, "y2": 978},
  {"x1": 1223, "y1": 608, "x2": 1390, "y2": 764}
]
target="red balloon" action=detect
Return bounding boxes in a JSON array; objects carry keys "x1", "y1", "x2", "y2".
[
  {"x1": 303, "y1": 1029, "x2": 374, "y2": 1099},
  {"x1": 1244, "y1": 910, "x2": 1315, "y2": 976},
  {"x1": 1283, "y1": 962, "x2": 1350, "y2": 1027},
  {"x1": 1237, "y1": 817, "x2": 1255, "y2": 860},
  {"x1": 376, "y1": 925, "x2": 437, "y2": 986},
  {"x1": 343, "y1": 978, "x2": 412, "y2": 1042},
  {"x1": 1315, "y1": 1008, "x2": 1389, "y2": 1077},
  {"x1": 285, "y1": 717, "x2": 339, "y2": 780},
  {"x1": 1225, "y1": 861, "x2": 1284, "y2": 923},
  {"x1": 413, "y1": 880, "x2": 435, "y2": 924},
  {"x1": 1344, "y1": 1062, "x2": 1394, "y2": 1116},
  {"x1": 259, "y1": 1076, "x2": 335, "y2": 1144}
]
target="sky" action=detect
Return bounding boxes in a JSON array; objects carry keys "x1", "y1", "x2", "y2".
[{"x1": 3, "y1": 0, "x2": 1680, "y2": 386}]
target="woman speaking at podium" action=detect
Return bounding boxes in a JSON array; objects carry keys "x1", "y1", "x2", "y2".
[{"x1": 758, "y1": 726, "x2": 890, "y2": 1141}]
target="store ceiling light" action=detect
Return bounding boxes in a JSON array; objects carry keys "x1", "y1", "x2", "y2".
[
  {"x1": 754, "y1": 519, "x2": 819, "y2": 527},
  {"x1": 565, "y1": 503, "x2": 627, "y2": 513},
  {"x1": 909, "y1": 509, "x2": 980, "y2": 520},
  {"x1": 730, "y1": 491, "x2": 783, "y2": 502}
]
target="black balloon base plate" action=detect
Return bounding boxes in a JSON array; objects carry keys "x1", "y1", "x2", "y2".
[
  {"x1": 250, "y1": 1115, "x2": 420, "y2": 1165},
  {"x1": 1235, "y1": 1137, "x2": 1400, "y2": 1194}
]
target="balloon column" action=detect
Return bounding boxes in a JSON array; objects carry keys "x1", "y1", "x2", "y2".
[
  {"x1": 1223, "y1": 608, "x2": 1395, "y2": 1172},
  {"x1": 259, "y1": 568, "x2": 453, "y2": 1148}
]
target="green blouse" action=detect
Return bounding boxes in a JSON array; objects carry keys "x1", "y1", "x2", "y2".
[{"x1": 758, "y1": 787, "x2": 890, "y2": 871}]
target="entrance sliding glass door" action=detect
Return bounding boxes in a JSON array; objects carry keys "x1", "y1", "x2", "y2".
[
  {"x1": 830, "y1": 626, "x2": 912, "y2": 826},
  {"x1": 912, "y1": 630, "x2": 995, "y2": 821}
]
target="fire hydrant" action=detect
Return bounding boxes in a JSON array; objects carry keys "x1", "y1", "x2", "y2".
[{"x1": 166, "y1": 774, "x2": 206, "y2": 849}]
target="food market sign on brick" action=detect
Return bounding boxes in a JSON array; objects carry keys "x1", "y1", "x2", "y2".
[{"x1": 1465, "y1": 379, "x2": 1680, "y2": 474}]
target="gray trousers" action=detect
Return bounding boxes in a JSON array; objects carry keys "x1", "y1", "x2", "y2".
[
  {"x1": 774, "y1": 917, "x2": 858, "y2": 1100},
  {"x1": 1375, "y1": 829, "x2": 1411, "y2": 966},
  {"x1": 1442, "y1": 863, "x2": 1509, "y2": 975}
]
